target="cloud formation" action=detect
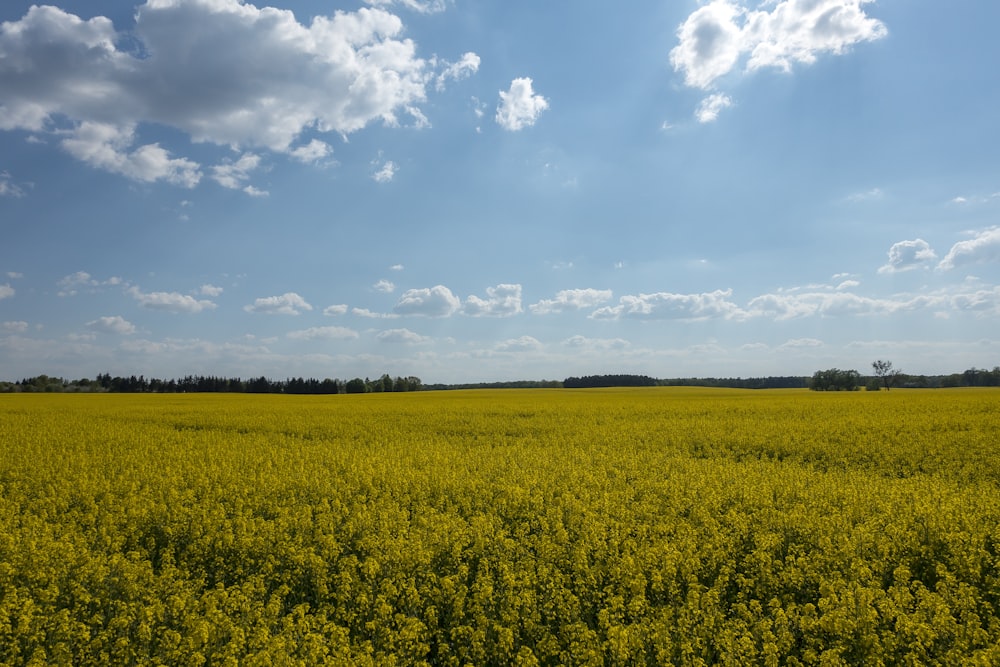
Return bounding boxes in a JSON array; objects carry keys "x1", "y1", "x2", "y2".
[
  {"x1": 0, "y1": 284, "x2": 13, "y2": 300},
  {"x1": 128, "y1": 286, "x2": 216, "y2": 313},
  {"x1": 938, "y1": 227, "x2": 1000, "y2": 270},
  {"x1": 696, "y1": 93, "x2": 733, "y2": 123},
  {"x1": 394, "y1": 285, "x2": 461, "y2": 317},
  {"x1": 529, "y1": 289, "x2": 613, "y2": 315},
  {"x1": 376, "y1": 328, "x2": 430, "y2": 344},
  {"x1": 86, "y1": 315, "x2": 136, "y2": 335},
  {"x1": 671, "y1": 0, "x2": 887, "y2": 90},
  {"x1": 0, "y1": 2, "x2": 475, "y2": 185},
  {"x1": 496, "y1": 78, "x2": 548, "y2": 131},
  {"x1": 244, "y1": 292, "x2": 313, "y2": 315},
  {"x1": 287, "y1": 326, "x2": 358, "y2": 340},
  {"x1": 464, "y1": 284, "x2": 523, "y2": 317},
  {"x1": 591, "y1": 289, "x2": 743, "y2": 321},
  {"x1": 878, "y1": 239, "x2": 937, "y2": 274}
]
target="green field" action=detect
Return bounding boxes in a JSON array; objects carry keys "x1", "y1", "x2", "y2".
[{"x1": 1, "y1": 389, "x2": 999, "y2": 665}]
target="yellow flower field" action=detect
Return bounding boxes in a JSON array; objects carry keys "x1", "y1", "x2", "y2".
[{"x1": 1, "y1": 388, "x2": 999, "y2": 665}]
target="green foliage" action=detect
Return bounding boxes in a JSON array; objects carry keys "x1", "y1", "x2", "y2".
[
  {"x1": 809, "y1": 368, "x2": 861, "y2": 391},
  {"x1": 2, "y1": 389, "x2": 1000, "y2": 665}
]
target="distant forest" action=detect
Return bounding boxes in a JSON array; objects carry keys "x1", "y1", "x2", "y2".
[{"x1": 4, "y1": 367, "x2": 999, "y2": 393}]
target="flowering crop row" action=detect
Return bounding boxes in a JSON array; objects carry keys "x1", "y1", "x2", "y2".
[{"x1": 1, "y1": 388, "x2": 998, "y2": 665}]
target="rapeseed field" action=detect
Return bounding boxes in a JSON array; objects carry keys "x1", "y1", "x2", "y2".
[{"x1": 1, "y1": 388, "x2": 998, "y2": 665}]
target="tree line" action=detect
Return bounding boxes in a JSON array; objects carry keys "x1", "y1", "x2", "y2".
[{"x1": 1, "y1": 373, "x2": 422, "y2": 394}]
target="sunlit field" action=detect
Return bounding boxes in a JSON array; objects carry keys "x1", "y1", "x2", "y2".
[{"x1": 2, "y1": 388, "x2": 999, "y2": 665}]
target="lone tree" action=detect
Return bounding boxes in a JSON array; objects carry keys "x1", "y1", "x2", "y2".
[{"x1": 871, "y1": 360, "x2": 899, "y2": 391}]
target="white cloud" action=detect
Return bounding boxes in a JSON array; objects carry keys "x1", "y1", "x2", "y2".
[
  {"x1": 591, "y1": 289, "x2": 742, "y2": 321},
  {"x1": 2, "y1": 320, "x2": 28, "y2": 332},
  {"x1": 529, "y1": 288, "x2": 613, "y2": 315},
  {"x1": 745, "y1": 289, "x2": 941, "y2": 320},
  {"x1": 496, "y1": 77, "x2": 548, "y2": 131},
  {"x1": 244, "y1": 292, "x2": 313, "y2": 315},
  {"x1": 0, "y1": 2, "x2": 469, "y2": 183},
  {"x1": 671, "y1": 0, "x2": 887, "y2": 90},
  {"x1": 323, "y1": 304, "x2": 349, "y2": 316},
  {"x1": 86, "y1": 315, "x2": 136, "y2": 335},
  {"x1": 0, "y1": 284, "x2": 13, "y2": 300},
  {"x1": 288, "y1": 139, "x2": 331, "y2": 164},
  {"x1": 129, "y1": 286, "x2": 217, "y2": 313},
  {"x1": 6, "y1": 272, "x2": 23, "y2": 280},
  {"x1": 836, "y1": 279, "x2": 860, "y2": 290},
  {"x1": 938, "y1": 227, "x2": 1000, "y2": 270},
  {"x1": 779, "y1": 337, "x2": 824, "y2": 349},
  {"x1": 372, "y1": 160, "x2": 397, "y2": 183},
  {"x1": 670, "y1": 0, "x2": 745, "y2": 89},
  {"x1": 695, "y1": 93, "x2": 733, "y2": 123},
  {"x1": 435, "y1": 52, "x2": 480, "y2": 91},
  {"x1": 561, "y1": 335, "x2": 629, "y2": 350},
  {"x1": 363, "y1": 0, "x2": 449, "y2": 14},
  {"x1": 352, "y1": 307, "x2": 398, "y2": 319},
  {"x1": 464, "y1": 284, "x2": 523, "y2": 317},
  {"x1": 212, "y1": 153, "x2": 263, "y2": 192},
  {"x1": 374, "y1": 279, "x2": 396, "y2": 293},
  {"x1": 199, "y1": 284, "x2": 224, "y2": 297},
  {"x1": 394, "y1": 285, "x2": 461, "y2": 317},
  {"x1": 495, "y1": 336, "x2": 542, "y2": 352},
  {"x1": 0, "y1": 171, "x2": 26, "y2": 197},
  {"x1": 878, "y1": 239, "x2": 937, "y2": 274},
  {"x1": 390, "y1": 264, "x2": 404, "y2": 271},
  {"x1": 61, "y1": 122, "x2": 201, "y2": 187},
  {"x1": 57, "y1": 271, "x2": 121, "y2": 296},
  {"x1": 376, "y1": 328, "x2": 430, "y2": 344},
  {"x1": 287, "y1": 326, "x2": 358, "y2": 340}
]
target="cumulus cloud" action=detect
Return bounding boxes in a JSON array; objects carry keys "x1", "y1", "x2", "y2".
[
  {"x1": 199, "y1": 284, "x2": 224, "y2": 297},
  {"x1": 745, "y1": 289, "x2": 940, "y2": 320},
  {"x1": 495, "y1": 336, "x2": 542, "y2": 352},
  {"x1": 529, "y1": 289, "x2": 613, "y2": 315},
  {"x1": 212, "y1": 153, "x2": 265, "y2": 194},
  {"x1": 86, "y1": 315, "x2": 136, "y2": 335},
  {"x1": 2, "y1": 320, "x2": 28, "y2": 332},
  {"x1": 393, "y1": 285, "x2": 461, "y2": 317},
  {"x1": 244, "y1": 292, "x2": 312, "y2": 315},
  {"x1": 670, "y1": 0, "x2": 887, "y2": 90},
  {"x1": 464, "y1": 284, "x2": 523, "y2": 317},
  {"x1": 129, "y1": 286, "x2": 217, "y2": 313},
  {"x1": 323, "y1": 304, "x2": 349, "y2": 316},
  {"x1": 374, "y1": 279, "x2": 396, "y2": 293},
  {"x1": 288, "y1": 139, "x2": 332, "y2": 164},
  {"x1": 878, "y1": 239, "x2": 937, "y2": 274},
  {"x1": 591, "y1": 289, "x2": 743, "y2": 321},
  {"x1": 496, "y1": 78, "x2": 548, "y2": 131},
  {"x1": 938, "y1": 227, "x2": 1000, "y2": 270},
  {"x1": 0, "y1": 284, "x2": 13, "y2": 300},
  {"x1": 376, "y1": 328, "x2": 430, "y2": 344},
  {"x1": 61, "y1": 122, "x2": 201, "y2": 187},
  {"x1": 287, "y1": 326, "x2": 358, "y2": 340},
  {"x1": 0, "y1": 2, "x2": 473, "y2": 184},
  {"x1": 695, "y1": 93, "x2": 733, "y2": 123}
]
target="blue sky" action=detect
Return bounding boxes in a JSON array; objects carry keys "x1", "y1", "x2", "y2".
[{"x1": 1, "y1": 0, "x2": 999, "y2": 383}]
